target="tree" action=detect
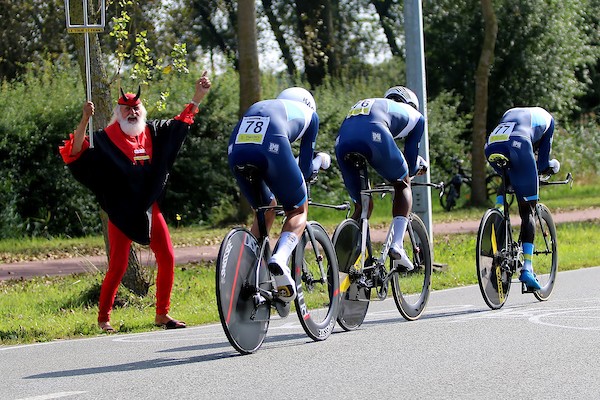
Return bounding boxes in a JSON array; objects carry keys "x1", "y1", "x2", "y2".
[
  {"x1": 236, "y1": 0, "x2": 262, "y2": 220},
  {"x1": 293, "y1": 0, "x2": 338, "y2": 86},
  {"x1": 471, "y1": 0, "x2": 497, "y2": 206},
  {"x1": 0, "y1": 0, "x2": 72, "y2": 82}
]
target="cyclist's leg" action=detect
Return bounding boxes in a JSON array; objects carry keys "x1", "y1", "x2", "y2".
[
  {"x1": 507, "y1": 137, "x2": 541, "y2": 290},
  {"x1": 484, "y1": 142, "x2": 510, "y2": 209},
  {"x1": 369, "y1": 129, "x2": 413, "y2": 270},
  {"x1": 263, "y1": 138, "x2": 308, "y2": 302},
  {"x1": 228, "y1": 146, "x2": 276, "y2": 238},
  {"x1": 335, "y1": 135, "x2": 371, "y2": 220}
]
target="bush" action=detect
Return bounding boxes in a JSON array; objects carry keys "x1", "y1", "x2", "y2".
[{"x1": 0, "y1": 61, "x2": 99, "y2": 239}]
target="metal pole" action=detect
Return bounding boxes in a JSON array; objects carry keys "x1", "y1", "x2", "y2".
[
  {"x1": 84, "y1": 31, "x2": 94, "y2": 147},
  {"x1": 83, "y1": 0, "x2": 93, "y2": 147},
  {"x1": 65, "y1": 0, "x2": 105, "y2": 147},
  {"x1": 404, "y1": 0, "x2": 432, "y2": 240}
]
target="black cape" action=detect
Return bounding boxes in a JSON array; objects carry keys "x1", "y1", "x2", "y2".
[{"x1": 68, "y1": 119, "x2": 188, "y2": 244}]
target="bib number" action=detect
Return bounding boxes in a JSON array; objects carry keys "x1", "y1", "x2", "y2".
[
  {"x1": 346, "y1": 99, "x2": 374, "y2": 118},
  {"x1": 488, "y1": 122, "x2": 515, "y2": 143},
  {"x1": 235, "y1": 116, "x2": 270, "y2": 144}
]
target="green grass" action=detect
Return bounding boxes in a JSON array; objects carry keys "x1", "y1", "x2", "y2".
[{"x1": 1, "y1": 220, "x2": 599, "y2": 346}]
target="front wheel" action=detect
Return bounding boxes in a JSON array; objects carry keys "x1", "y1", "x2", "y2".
[
  {"x1": 476, "y1": 209, "x2": 512, "y2": 309},
  {"x1": 532, "y1": 204, "x2": 558, "y2": 301},
  {"x1": 215, "y1": 228, "x2": 270, "y2": 354},
  {"x1": 391, "y1": 213, "x2": 432, "y2": 321},
  {"x1": 332, "y1": 219, "x2": 370, "y2": 331},
  {"x1": 292, "y1": 221, "x2": 340, "y2": 341}
]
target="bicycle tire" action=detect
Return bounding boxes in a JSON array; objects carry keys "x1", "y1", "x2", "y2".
[
  {"x1": 391, "y1": 213, "x2": 432, "y2": 321},
  {"x1": 216, "y1": 228, "x2": 271, "y2": 354},
  {"x1": 532, "y1": 203, "x2": 558, "y2": 301},
  {"x1": 292, "y1": 221, "x2": 340, "y2": 341},
  {"x1": 332, "y1": 218, "x2": 370, "y2": 331},
  {"x1": 475, "y1": 208, "x2": 512, "y2": 309}
]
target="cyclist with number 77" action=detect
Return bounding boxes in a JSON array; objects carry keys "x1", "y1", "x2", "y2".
[
  {"x1": 228, "y1": 87, "x2": 323, "y2": 303},
  {"x1": 484, "y1": 107, "x2": 560, "y2": 291}
]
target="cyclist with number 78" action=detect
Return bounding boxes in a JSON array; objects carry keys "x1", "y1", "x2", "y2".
[
  {"x1": 484, "y1": 107, "x2": 560, "y2": 290},
  {"x1": 228, "y1": 87, "x2": 324, "y2": 303}
]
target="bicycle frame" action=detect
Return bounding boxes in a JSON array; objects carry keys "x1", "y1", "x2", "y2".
[{"x1": 349, "y1": 158, "x2": 441, "y2": 288}]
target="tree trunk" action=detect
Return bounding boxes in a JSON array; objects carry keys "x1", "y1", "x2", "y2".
[
  {"x1": 293, "y1": 0, "x2": 335, "y2": 87},
  {"x1": 236, "y1": 0, "x2": 262, "y2": 221},
  {"x1": 262, "y1": 0, "x2": 297, "y2": 77},
  {"x1": 71, "y1": 1, "x2": 150, "y2": 296},
  {"x1": 472, "y1": 0, "x2": 498, "y2": 206},
  {"x1": 372, "y1": 0, "x2": 402, "y2": 57}
]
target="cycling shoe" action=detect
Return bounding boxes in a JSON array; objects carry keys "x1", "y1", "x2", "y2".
[
  {"x1": 268, "y1": 262, "x2": 297, "y2": 302},
  {"x1": 389, "y1": 247, "x2": 414, "y2": 272},
  {"x1": 519, "y1": 269, "x2": 541, "y2": 291}
]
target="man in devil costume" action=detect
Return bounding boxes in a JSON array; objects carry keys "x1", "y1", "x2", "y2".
[{"x1": 59, "y1": 71, "x2": 211, "y2": 332}]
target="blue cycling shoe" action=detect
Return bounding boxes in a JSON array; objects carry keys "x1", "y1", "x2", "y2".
[{"x1": 519, "y1": 270, "x2": 541, "y2": 291}]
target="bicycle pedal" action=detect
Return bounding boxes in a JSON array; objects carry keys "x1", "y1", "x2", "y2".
[{"x1": 521, "y1": 283, "x2": 536, "y2": 294}]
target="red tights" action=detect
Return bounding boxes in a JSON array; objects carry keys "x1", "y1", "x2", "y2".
[{"x1": 98, "y1": 204, "x2": 175, "y2": 323}]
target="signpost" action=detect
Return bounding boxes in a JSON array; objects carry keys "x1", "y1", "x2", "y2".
[{"x1": 64, "y1": 0, "x2": 105, "y2": 148}]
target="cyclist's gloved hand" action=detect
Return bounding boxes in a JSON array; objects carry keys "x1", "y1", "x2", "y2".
[
  {"x1": 413, "y1": 155, "x2": 428, "y2": 176},
  {"x1": 548, "y1": 158, "x2": 560, "y2": 174},
  {"x1": 312, "y1": 152, "x2": 331, "y2": 171},
  {"x1": 540, "y1": 159, "x2": 560, "y2": 176}
]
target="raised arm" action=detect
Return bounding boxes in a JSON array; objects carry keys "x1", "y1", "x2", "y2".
[
  {"x1": 190, "y1": 70, "x2": 211, "y2": 111},
  {"x1": 71, "y1": 101, "x2": 94, "y2": 155}
]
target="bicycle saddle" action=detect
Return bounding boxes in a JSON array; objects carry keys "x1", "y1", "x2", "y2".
[
  {"x1": 344, "y1": 152, "x2": 367, "y2": 168},
  {"x1": 234, "y1": 164, "x2": 262, "y2": 181},
  {"x1": 488, "y1": 153, "x2": 509, "y2": 168}
]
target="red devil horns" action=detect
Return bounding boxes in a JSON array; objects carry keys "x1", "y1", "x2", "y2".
[{"x1": 118, "y1": 86, "x2": 141, "y2": 106}]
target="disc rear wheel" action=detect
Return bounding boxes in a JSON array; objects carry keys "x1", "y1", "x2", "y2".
[
  {"x1": 333, "y1": 219, "x2": 370, "y2": 331},
  {"x1": 216, "y1": 228, "x2": 270, "y2": 354}
]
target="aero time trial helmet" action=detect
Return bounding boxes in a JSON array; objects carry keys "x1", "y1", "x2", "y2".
[
  {"x1": 384, "y1": 86, "x2": 419, "y2": 110},
  {"x1": 277, "y1": 87, "x2": 316, "y2": 112}
]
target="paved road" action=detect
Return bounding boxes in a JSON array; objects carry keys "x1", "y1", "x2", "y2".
[
  {"x1": 2, "y1": 266, "x2": 600, "y2": 399},
  {"x1": 1, "y1": 208, "x2": 599, "y2": 281}
]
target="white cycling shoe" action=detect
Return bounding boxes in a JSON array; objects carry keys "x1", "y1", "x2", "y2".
[
  {"x1": 268, "y1": 261, "x2": 297, "y2": 302},
  {"x1": 389, "y1": 246, "x2": 414, "y2": 272}
]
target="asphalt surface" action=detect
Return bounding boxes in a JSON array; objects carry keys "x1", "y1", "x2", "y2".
[
  {"x1": 2, "y1": 266, "x2": 600, "y2": 399},
  {"x1": 1, "y1": 208, "x2": 599, "y2": 281}
]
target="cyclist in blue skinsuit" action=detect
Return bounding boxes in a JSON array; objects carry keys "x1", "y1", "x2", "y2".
[
  {"x1": 335, "y1": 86, "x2": 428, "y2": 271},
  {"x1": 228, "y1": 87, "x2": 320, "y2": 302},
  {"x1": 484, "y1": 107, "x2": 560, "y2": 290}
]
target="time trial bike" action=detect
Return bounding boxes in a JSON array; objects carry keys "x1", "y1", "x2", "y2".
[
  {"x1": 215, "y1": 163, "x2": 349, "y2": 354},
  {"x1": 332, "y1": 152, "x2": 443, "y2": 330},
  {"x1": 475, "y1": 153, "x2": 573, "y2": 309}
]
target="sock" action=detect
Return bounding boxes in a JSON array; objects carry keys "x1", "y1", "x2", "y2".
[
  {"x1": 495, "y1": 195, "x2": 504, "y2": 210},
  {"x1": 269, "y1": 231, "x2": 299, "y2": 271},
  {"x1": 522, "y1": 242, "x2": 534, "y2": 273},
  {"x1": 391, "y1": 216, "x2": 409, "y2": 251}
]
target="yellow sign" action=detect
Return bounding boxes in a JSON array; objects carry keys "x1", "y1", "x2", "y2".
[{"x1": 67, "y1": 27, "x2": 104, "y2": 33}]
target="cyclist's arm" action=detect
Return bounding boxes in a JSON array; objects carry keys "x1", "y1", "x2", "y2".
[
  {"x1": 298, "y1": 113, "x2": 320, "y2": 180},
  {"x1": 536, "y1": 118, "x2": 555, "y2": 173},
  {"x1": 403, "y1": 115, "x2": 425, "y2": 176}
]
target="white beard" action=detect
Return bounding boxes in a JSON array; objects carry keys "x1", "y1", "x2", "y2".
[{"x1": 118, "y1": 114, "x2": 146, "y2": 137}]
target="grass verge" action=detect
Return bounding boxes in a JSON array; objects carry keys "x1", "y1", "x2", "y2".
[{"x1": 1, "y1": 220, "x2": 599, "y2": 346}]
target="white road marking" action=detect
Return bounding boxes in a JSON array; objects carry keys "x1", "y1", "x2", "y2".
[{"x1": 15, "y1": 392, "x2": 87, "y2": 400}]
